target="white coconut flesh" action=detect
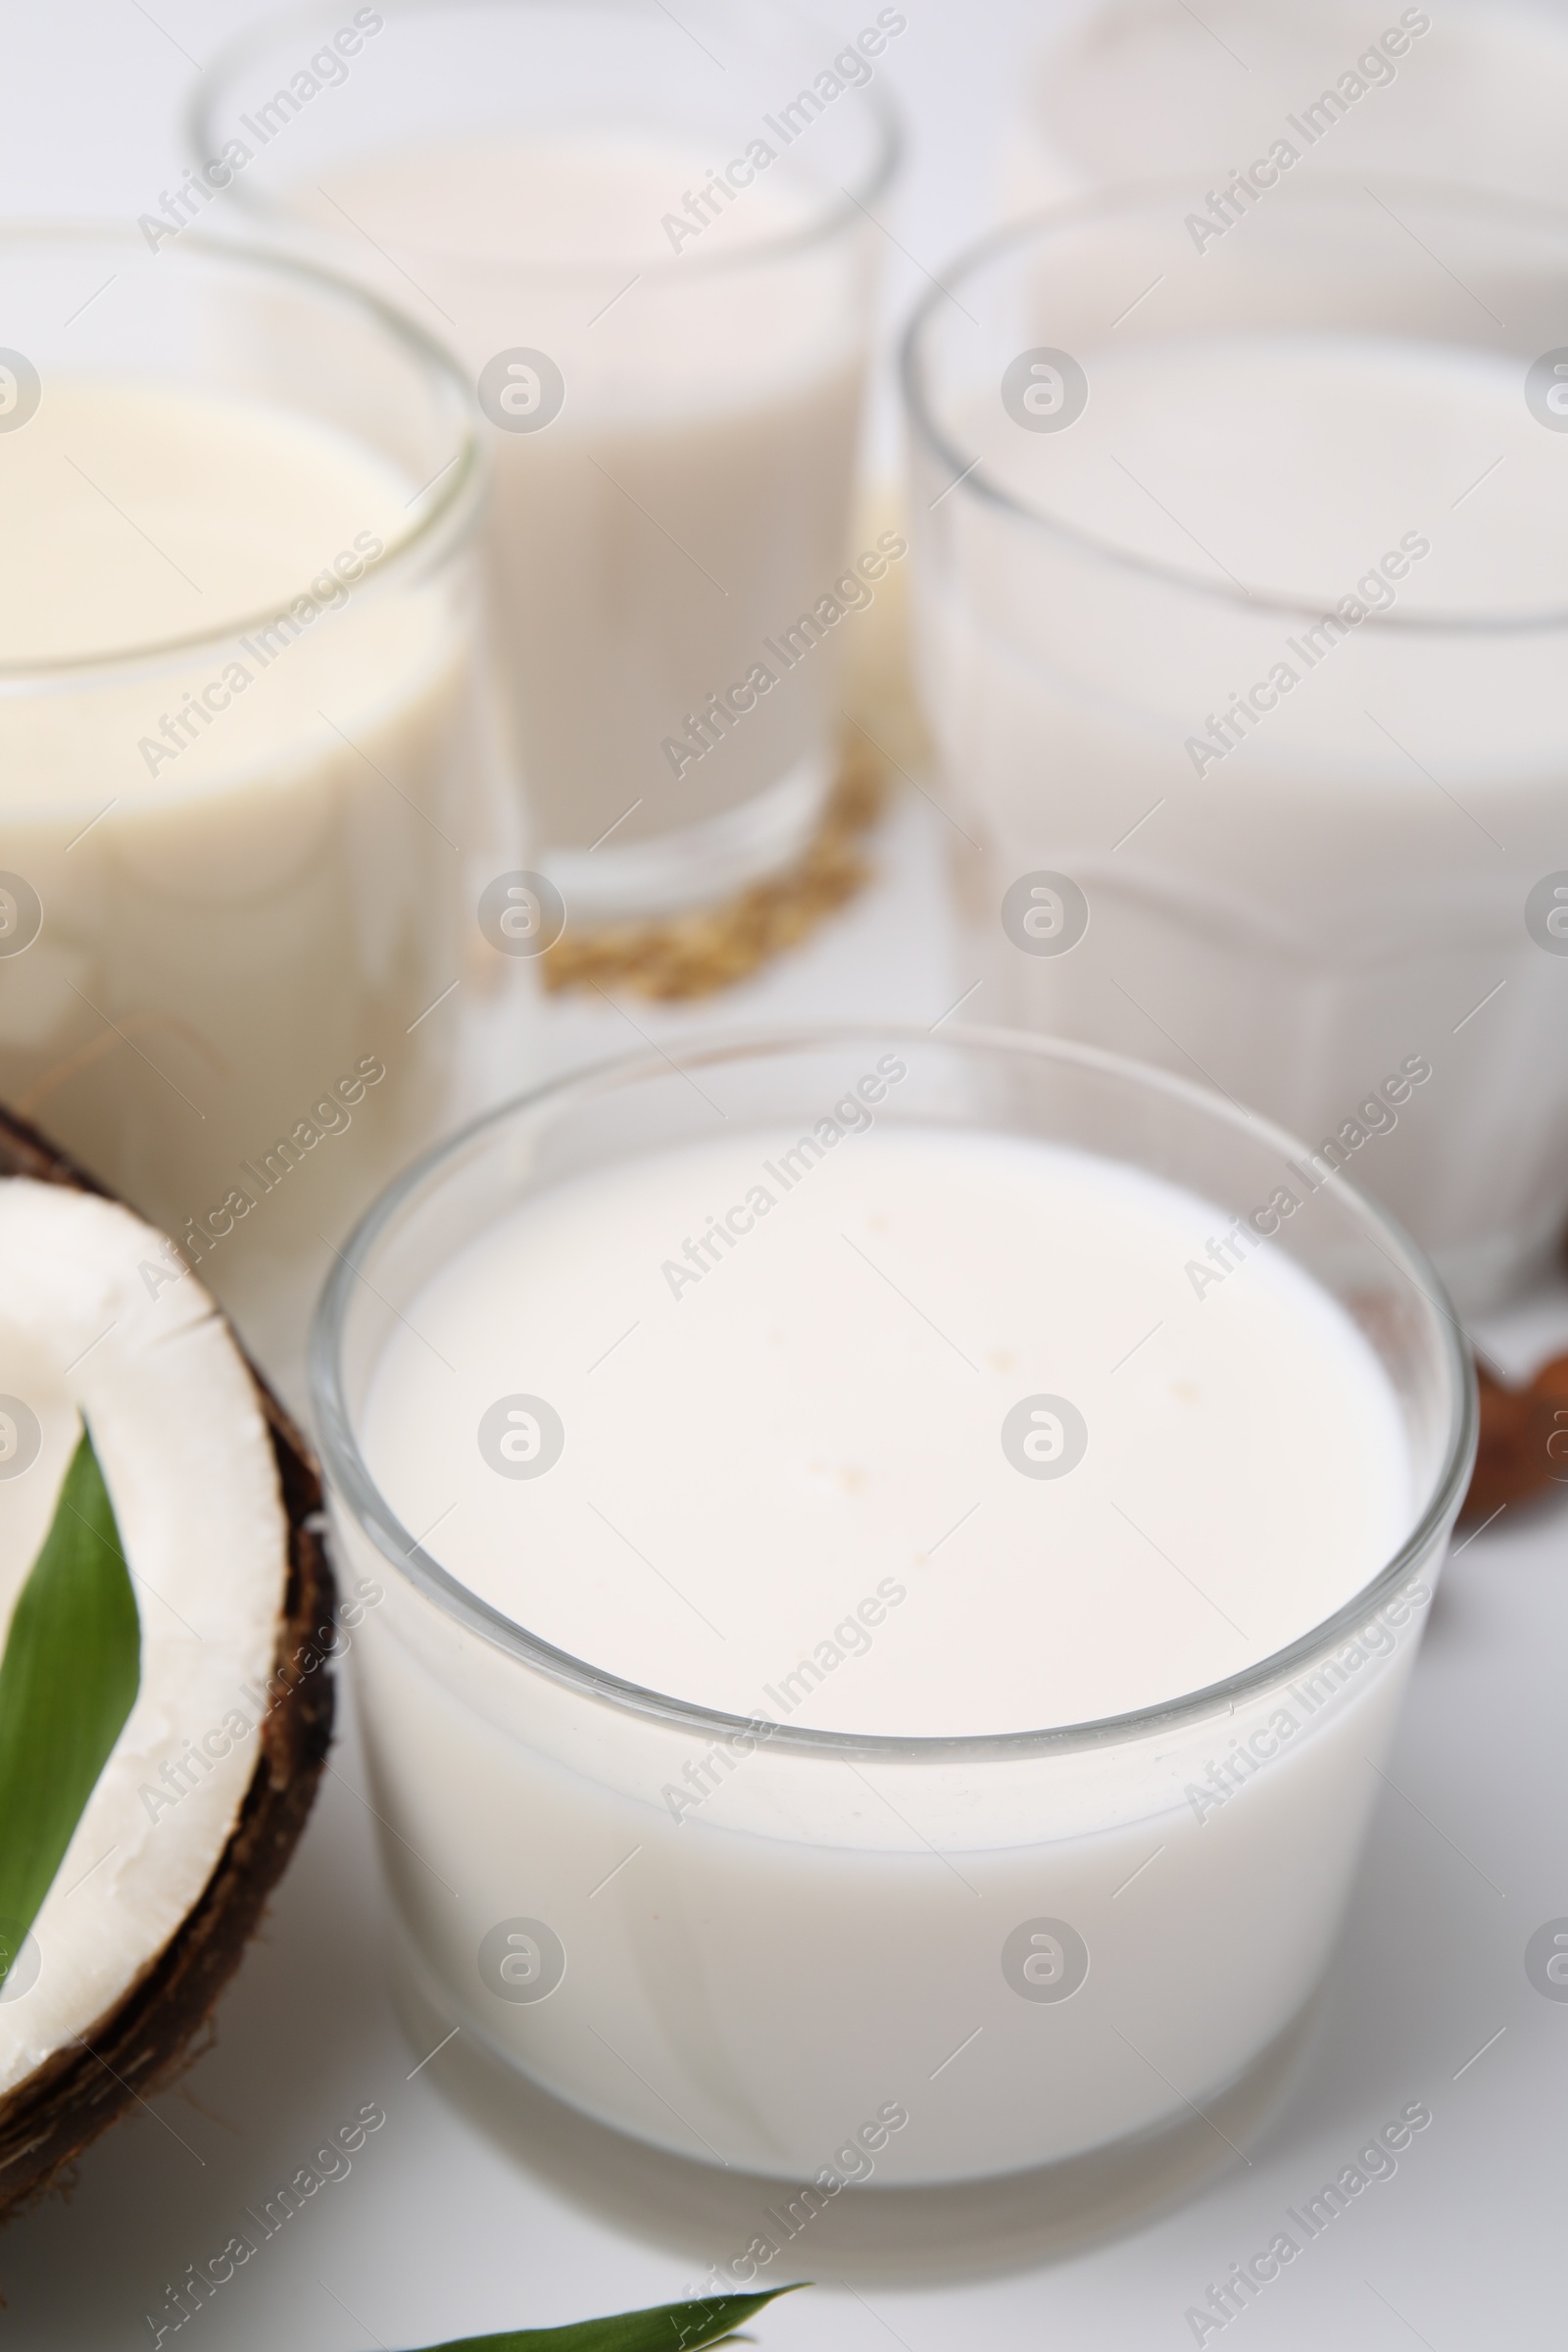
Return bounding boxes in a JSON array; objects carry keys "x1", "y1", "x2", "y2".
[{"x1": 0, "y1": 1177, "x2": 287, "y2": 2098}]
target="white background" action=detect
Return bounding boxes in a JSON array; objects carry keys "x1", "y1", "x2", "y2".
[{"x1": 2, "y1": 1, "x2": 1568, "y2": 2345}]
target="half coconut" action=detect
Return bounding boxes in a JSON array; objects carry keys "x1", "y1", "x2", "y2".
[{"x1": 0, "y1": 1102, "x2": 333, "y2": 2219}]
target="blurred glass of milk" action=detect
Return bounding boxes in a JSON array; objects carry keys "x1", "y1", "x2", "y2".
[
  {"x1": 902, "y1": 183, "x2": 1568, "y2": 1315},
  {"x1": 1004, "y1": 0, "x2": 1568, "y2": 212},
  {"x1": 0, "y1": 229, "x2": 499, "y2": 1402},
  {"x1": 194, "y1": 1, "x2": 902, "y2": 925}
]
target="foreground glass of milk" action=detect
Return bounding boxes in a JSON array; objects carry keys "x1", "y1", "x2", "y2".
[
  {"x1": 1004, "y1": 0, "x2": 1568, "y2": 213},
  {"x1": 903, "y1": 179, "x2": 1568, "y2": 1315},
  {"x1": 312, "y1": 1025, "x2": 1472, "y2": 2215},
  {"x1": 193, "y1": 0, "x2": 900, "y2": 925},
  {"x1": 0, "y1": 226, "x2": 502, "y2": 1396}
]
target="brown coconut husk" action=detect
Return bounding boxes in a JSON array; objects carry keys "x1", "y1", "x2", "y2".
[
  {"x1": 0, "y1": 1103, "x2": 334, "y2": 2220},
  {"x1": 1462, "y1": 1350, "x2": 1568, "y2": 1523}
]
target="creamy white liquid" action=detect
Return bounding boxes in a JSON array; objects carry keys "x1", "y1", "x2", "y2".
[
  {"x1": 363, "y1": 1123, "x2": 1412, "y2": 1735},
  {"x1": 305, "y1": 134, "x2": 829, "y2": 268},
  {"x1": 336, "y1": 1115, "x2": 1446, "y2": 2183},
  {"x1": 916, "y1": 333, "x2": 1568, "y2": 1308},
  {"x1": 2, "y1": 382, "x2": 396, "y2": 662},
  {"x1": 291, "y1": 133, "x2": 869, "y2": 906},
  {"x1": 0, "y1": 379, "x2": 490, "y2": 1390}
]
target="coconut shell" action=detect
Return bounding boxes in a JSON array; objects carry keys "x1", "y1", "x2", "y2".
[
  {"x1": 1462, "y1": 1352, "x2": 1568, "y2": 1523},
  {"x1": 0, "y1": 1102, "x2": 334, "y2": 2220}
]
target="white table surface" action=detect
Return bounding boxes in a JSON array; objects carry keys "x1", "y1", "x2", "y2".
[{"x1": 3, "y1": 2, "x2": 1568, "y2": 2343}]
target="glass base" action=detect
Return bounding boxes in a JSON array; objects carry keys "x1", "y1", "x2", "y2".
[
  {"x1": 540, "y1": 751, "x2": 834, "y2": 923},
  {"x1": 388, "y1": 1930, "x2": 1319, "y2": 2283}
]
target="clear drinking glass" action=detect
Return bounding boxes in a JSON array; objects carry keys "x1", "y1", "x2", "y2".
[
  {"x1": 311, "y1": 1024, "x2": 1472, "y2": 2219},
  {"x1": 193, "y1": 0, "x2": 901, "y2": 923},
  {"x1": 901, "y1": 179, "x2": 1568, "y2": 1314},
  {"x1": 0, "y1": 225, "x2": 500, "y2": 1396}
]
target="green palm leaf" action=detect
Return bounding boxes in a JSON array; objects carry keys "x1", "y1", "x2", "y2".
[
  {"x1": 0, "y1": 1428, "x2": 140, "y2": 1984},
  {"x1": 407, "y1": 2284, "x2": 806, "y2": 2350}
]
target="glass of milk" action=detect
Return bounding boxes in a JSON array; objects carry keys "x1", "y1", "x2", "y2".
[
  {"x1": 0, "y1": 225, "x2": 504, "y2": 1397},
  {"x1": 311, "y1": 1024, "x2": 1472, "y2": 2219},
  {"x1": 193, "y1": 0, "x2": 901, "y2": 925},
  {"x1": 902, "y1": 179, "x2": 1568, "y2": 1315},
  {"x1": 1004, "y1": 0, "x2": 1568, "y2": 213}
]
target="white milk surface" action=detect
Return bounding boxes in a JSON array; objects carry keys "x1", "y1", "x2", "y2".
[
  {"x1": 0, "y1": 379, "x2": 407, "y2": 665},
  {"x1": 967, "y1": 334, "x2": 1568, "y2": 619},
  {"x1": 301, "y1": 130, "x2": 830, "y2": 272},
  {"x1": 361, "y1": 1121, "x2": 1414, "y2": 1737}
]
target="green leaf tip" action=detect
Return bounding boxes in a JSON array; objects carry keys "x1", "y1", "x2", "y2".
[
  {"x1": 407, "y1": 2281, "x2": 808, "y2": 2352},
  {"x1": 0, "y1": 1426, "x2": 140, "y2": 1986}
]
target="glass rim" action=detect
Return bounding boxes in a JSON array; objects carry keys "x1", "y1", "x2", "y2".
[
  {"x1": 0, "y1": 220, "x2": 483, "y2": 689},
  {"x1": 899, "y1": 172, "x2": 1568, "y2": 636},
  {"x1": 308, "y1": 1021, "x2": 1477, "y2": 1765},
  {"x1": 190, "y1": 0, "x2": 903, "y2": 286}
]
